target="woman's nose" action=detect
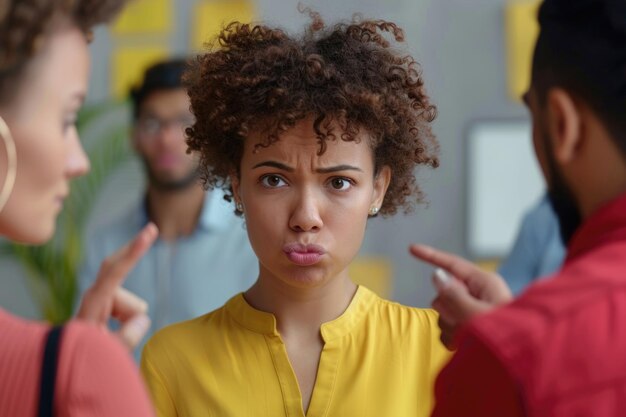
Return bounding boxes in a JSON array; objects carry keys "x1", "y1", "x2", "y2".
[
  {"x1": 66, "y1": 133, "x2": 90, "y2": 178},
  {"x1": 288, "y1": 188, "x2": 324, "y2": 232}
]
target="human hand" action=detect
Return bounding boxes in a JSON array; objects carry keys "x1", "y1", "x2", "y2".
[
  {"x1": 77, "y1": 223, "x2": 158, "y2": 350},
  {"x1": 409, "y1": 244, "x2": 513, "y2": 348}
]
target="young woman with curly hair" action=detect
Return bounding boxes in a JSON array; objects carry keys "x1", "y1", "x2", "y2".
[
  {"x1": 0, "y1": 1, "x2": 158, "y2": 416},
  {"x1": 142, "y1": 14, "x2": 449, "y2": 417}
]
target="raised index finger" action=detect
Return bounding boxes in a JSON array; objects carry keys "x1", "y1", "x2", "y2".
[
  {"x1": 92, "y1": 223, "x2": 158, "y2": 295},
  {"x1": 409, "y1": 244, "x2": 481, "y2": 285}
]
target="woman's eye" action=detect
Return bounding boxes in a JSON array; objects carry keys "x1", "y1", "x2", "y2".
[
  {"x1": 63, "y1": 116, "x2": 77, "y2": 134},
  {"x1": 329, "y1": 177, "x2": 352, "y2": 191},
  {"x1": 260, "y1": 175, "x2": 287, "y2": 188}
]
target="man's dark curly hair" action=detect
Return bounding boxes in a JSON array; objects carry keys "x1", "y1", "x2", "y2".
[
  {"x1": 185, "y1": 12, "x2": 439, "y2": 216},
  {"x1": 0, "y1": 0, "x2": 128, "y2": 104}
]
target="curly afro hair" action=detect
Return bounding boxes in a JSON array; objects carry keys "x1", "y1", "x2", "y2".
[
  {"x1": 0, "y1": 0, "x2": 128, "y2": 103},
  {"x1": 185, "y1": 11, "x2": 440, "y2": 216}
]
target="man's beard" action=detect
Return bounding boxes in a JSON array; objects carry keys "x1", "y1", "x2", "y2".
[
  {"x1": 143, "y1": 159, "x2": 201, "y2": 192},
  {"x1": 547, "y1": 177, "x2": 582, "y2": 246},
  {"x1": 542, "y1": 133, "x2": 582, "y2": 246}
]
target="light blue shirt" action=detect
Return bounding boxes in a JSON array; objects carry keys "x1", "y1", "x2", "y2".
[
  {"x1": 498, "y1": 195, "x2": 566, "y2": 295},
  {"x1": 80, "y1": 190, "x2": 258, "y2": 361}
]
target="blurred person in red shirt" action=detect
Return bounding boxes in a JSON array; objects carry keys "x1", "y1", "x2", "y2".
[{"x1": 411, "y1": 0, "x2": 626, "y2": 415}]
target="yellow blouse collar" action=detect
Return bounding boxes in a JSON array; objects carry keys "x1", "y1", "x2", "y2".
[{"x1": 224, "y1": 286, "x2": 379, "y2": 341}]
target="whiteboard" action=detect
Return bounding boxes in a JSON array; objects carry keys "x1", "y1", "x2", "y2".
[{"x1": 467, "y1": 120, "x2": 545, "y2": 258}]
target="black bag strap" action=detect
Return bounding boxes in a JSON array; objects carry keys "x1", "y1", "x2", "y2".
[{"x1": 38, "y1": 325, "x2": 64, "y2": 417}]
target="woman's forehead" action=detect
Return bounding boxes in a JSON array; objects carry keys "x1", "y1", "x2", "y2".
[{"x1": 243, "y1": 127, "x2": 374, "y2": 171}]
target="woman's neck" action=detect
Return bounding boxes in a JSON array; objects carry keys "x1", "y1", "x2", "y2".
[
  {"x1": 146, "y1": 185, "x2": 205, "y2": 241},
  {"x1": 244, "y1": 268, "x2": 357, "y2": 340}
]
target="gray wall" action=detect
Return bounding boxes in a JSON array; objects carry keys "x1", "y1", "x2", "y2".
[{"x1": 1, "y1": 0, "x2": 529, "y2": 317}]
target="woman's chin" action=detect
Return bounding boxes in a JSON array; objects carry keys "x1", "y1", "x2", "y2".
[
  {"x1": 276, "y1": 265, "x2": 336, "y2": 288},
  {"x1": 8, "y1": 222, "x2": 55, "y2": 245}
]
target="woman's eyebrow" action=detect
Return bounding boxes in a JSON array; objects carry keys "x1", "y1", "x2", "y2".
[
  {"x1": 252, "y1": 161, "x2": 363, "y2": 174},
  {"x1": 252, "y1": 161, "x2": 294, "y2": 172},
  {"x1": 315, "y1": 165, "x2": 363, "y2": 174}
]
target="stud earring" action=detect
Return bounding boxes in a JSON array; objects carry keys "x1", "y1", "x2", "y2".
[
  {"x1": 236, "y1": 202, "x2": 244, "y2": 213},
  {"x1": 369, "y1": 206, "x2": 379, "y2": 216}
]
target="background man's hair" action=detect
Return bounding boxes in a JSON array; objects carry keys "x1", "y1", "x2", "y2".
[{"x1": 129, "y1": 58, "x2": 188, "y2": 120}]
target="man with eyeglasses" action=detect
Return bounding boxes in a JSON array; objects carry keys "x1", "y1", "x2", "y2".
[{"x1": 80, "y1": 59, "x2": 258, "y2": 361}]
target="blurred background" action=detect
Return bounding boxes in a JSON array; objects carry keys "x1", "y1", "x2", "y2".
[{"x1": 0, "y1": 0, "x2": 544, "y2": 321}]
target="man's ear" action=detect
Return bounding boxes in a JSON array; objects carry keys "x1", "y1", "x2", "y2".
[
  {"x1": 371, "y1": 165, "x2": 391, "y2": 211},
  {"x1": 546, "y1": 88, "x2": 582, "y2": 164},
  {"x1": 130, "y1": 126, "x2": 141, "y2": 153}
]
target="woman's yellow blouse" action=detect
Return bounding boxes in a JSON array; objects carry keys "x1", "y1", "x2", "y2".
[{"x1": 141, "y1": 286, "x2": 451, "y2": 417}]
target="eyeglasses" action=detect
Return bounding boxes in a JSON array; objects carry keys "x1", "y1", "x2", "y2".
[{"x1": 136, "y1": 115, "x2": 195, "y2": 138}]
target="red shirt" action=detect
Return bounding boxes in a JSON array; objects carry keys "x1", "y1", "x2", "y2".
[
  {"x1": 432, "y1": 192, "x2": 626, "y2": 417},
  {"x1": 0, "y1": 311, "x2": 155, "y2": 417}
]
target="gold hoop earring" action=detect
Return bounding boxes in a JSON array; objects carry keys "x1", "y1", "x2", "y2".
[{"x1": 0, "y1": 116, "x2": 17, "y2": 214}]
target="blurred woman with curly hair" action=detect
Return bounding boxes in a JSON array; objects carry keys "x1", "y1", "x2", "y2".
[
  {"x1": 0, "y1": 1, "x2": 158, "y2": 416},
  {"x1": 142, "y1": 12, "x2": 449, "y2": 417}
]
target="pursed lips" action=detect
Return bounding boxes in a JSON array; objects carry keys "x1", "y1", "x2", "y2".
[{"x1": 282, "y1": 242, "x2": 326, "y2": 266}]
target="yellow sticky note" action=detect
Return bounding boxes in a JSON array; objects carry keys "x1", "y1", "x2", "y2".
[
  {"x1": 349, "y1": 257, "x2": 393, "y2": 298},
  {"x1": 475, "y1": 259, "x2": 501, "y2": 273},
  {"x1": 505, "y1": 0, "x2": 541, "y2": 100},
  {"x1": 111, "y1": 47, "x2": 169, "y2": 99},
  {"x1": 191, "y1": 1, "x2": 255, "y2": 50},
  {"x1": 112, "y1": 0, "x2": 172, "y2": 35}
]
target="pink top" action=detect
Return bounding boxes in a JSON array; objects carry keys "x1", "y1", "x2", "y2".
[{"x1": 0, "y1": 308, "x2": 155, "y2": 417}]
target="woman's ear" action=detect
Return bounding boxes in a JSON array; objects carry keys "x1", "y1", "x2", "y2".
[
  {"x1": 371, "y1": 165, "x2": 391, "y2": 212},
  {"x1": 546, "y1": 88, "x2": 582, "y2": 165},
  {"x1": 230, "y1": 172, "x2": 241, "y2": 204}
]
